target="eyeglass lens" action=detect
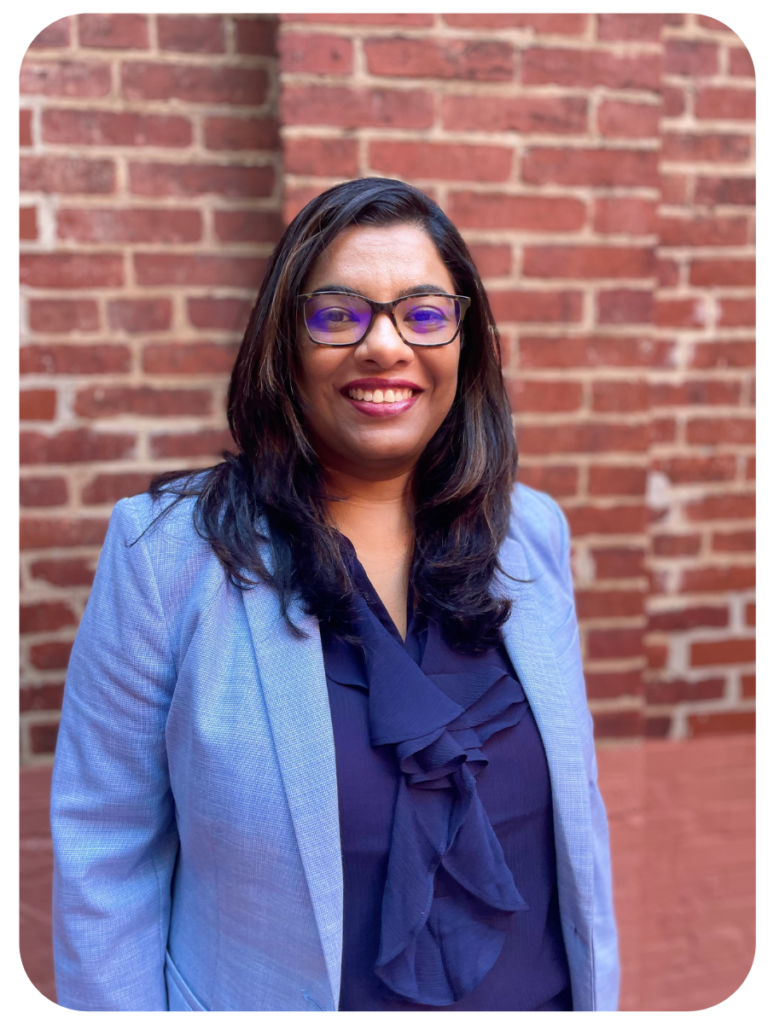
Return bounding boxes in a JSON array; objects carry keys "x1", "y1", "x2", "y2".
[{"x1": 304, "y1": 293, "x2": 462, "y2": 346}]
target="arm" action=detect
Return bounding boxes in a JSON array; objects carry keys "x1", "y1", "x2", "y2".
[{"x1": 51, "y1": 498, "x2": 179, "y2": 1010}]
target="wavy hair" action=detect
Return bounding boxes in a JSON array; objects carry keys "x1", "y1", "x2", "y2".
[{"x1": 149, "y1": 177, "x2": 518, "y2": 650}]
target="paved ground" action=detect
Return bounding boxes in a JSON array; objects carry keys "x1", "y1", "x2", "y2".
[{"x1": 21, "y1": 734, "x2": 755, "y2": 1009}]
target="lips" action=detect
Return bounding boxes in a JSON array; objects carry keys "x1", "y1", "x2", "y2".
[{"x1": 342, "y1": 378, "x2": 422, "y2": 417}]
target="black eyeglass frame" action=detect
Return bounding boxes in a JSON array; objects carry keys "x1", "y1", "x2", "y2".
[{"x1": 298, "y1": 290, "x2": 471, "y2": 348}]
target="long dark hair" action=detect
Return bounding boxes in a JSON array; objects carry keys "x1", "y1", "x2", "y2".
[{"x1": 149, "y1": 177, "x2": 518, "y2": 650}]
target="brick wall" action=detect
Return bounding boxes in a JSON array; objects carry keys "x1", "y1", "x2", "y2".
[
  {"x1": 19, "y1": 12, "x2": 754, "y2": 761},
  {"x1": 20, "y1": 14, "x2": 281, "y2": 761}
]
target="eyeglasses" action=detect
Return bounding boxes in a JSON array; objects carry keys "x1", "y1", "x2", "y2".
[{"x1": 299, "y1": 290, "x2": 471, "y2": 348}]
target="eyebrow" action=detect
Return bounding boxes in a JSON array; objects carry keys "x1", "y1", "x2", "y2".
[{"x1": 309, "y1": 284, "x2": 452, "y2": 299}]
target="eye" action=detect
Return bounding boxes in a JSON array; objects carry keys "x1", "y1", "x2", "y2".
[
  {"x1": 402, "y1": 302, "x2": 451, "y2": 332},
  {"x1": 308, "y1": 304, "x2": 362, "y2": 329}
]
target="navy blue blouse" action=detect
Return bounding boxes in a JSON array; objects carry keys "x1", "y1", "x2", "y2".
[{"x1": 320, "y1": 550, "x2": 572, "y2": 1011}]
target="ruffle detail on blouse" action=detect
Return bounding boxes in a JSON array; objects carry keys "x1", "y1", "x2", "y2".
[{"x1": 324, "y1": 591, "x2": 531, "y2": 1006}]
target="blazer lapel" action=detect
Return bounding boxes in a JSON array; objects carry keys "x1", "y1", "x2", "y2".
[
  {"x1": 242, "y1": 584, "x2": 343, "y2": 1010},
  {"x1": 497, "y1": 535, "x2": 595, "y2": 1010}
]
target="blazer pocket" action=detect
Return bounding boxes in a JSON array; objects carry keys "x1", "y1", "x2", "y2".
[
  {"x1": 549, "y1": 602, "x2": 580, "y2": 661},
  {"x1": 165, "y1": 950, "x2": 208, "y2": 1011}
]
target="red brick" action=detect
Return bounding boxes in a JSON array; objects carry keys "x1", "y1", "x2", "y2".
[
  {"x1": 691, "y1": 638, "x2": 755, "y2": 667},
  {"x1": 697, "y1": 16, "x2": 733, "y2": 31},
  {"x1": 157, "y1": 15, "x2": 225, "y2": 53},
  {"x1": 20, "y1": 390, "x2": 56, "y2": 421},
  {"x1": 591, "y1": 548, "x2": 645, "y2": 580},
  {"x1": 523, "y1": 147, "x2": 657, "y2": 187},
  {"x1": 577, "y1": 590, "x2": 645, "y2": 619},
  {"x1": 213, "y1": 210, "x2": 283, "y2": 244},
  {"x1": 662, "y1": 133, "x2": 751, "y2": 163},
  {"x1": 108, "y1": 299, "x2": 172, "y2": 334},
  {"x1": 597, "y1": 13, "x2": 663, "y2": 40},
  {"x1": 584, "y1": 670, "x2": 643, "y2": 700},
  {"x1": 282, "y1": 13, "x2": 434, "y2": 26},
  {"x1": 186, "y1": 299, "x2": 251, "y2": 336},
  {"x1": 30, "y1": 641, "x2": 73, "y2": 670},
  {"x1": 646, "y1": 678, "x2": 726, "y2": 704},
  {"x1": 652, "y1": 380, "x2": 742, "y2": 406},
  {"x1": 21, "y1": 429, "x2": 135, "y2": 465},
  {"x1": 689, "y1": 259, "x2": 755, "y2": 287},
  {"x1": 21, "y1": 516, "x2": 109, "y2": 550},
  {"x1": 682, "y1": 565, "x2": 755, "y2": 593},
  {"x1": 489, "y1": 289, "x2": 582, "y2": 323},
  {"x1": 20, "y1": 254, "x2": 123, "y2": 289},
  {"x1": 649, "y1": 606, "x2": 729, "y2": 631},
  {"x1": 664, "y1": 40, "x2": 719, "y2": 76},
  {"x1": 283, "y1": 137, "x2": 358, "y2": 178},
  {"x1": 652, "y1": 418, "x2": 676, "y2": 444},
  {"x1": 234, "y1": 17, "x2": 277, "y2": 55},
  {"x1": 20, "y1": 477, "x2": 67, "y2": 507},
  {"x1": 686, "y1": 417, "x2": 755, "y2": 445},
  {"x1": 442, "y1": 14, "x2": 587, "y2": 33},
  {"x1": 656, "y1": 299, "x2": 706, "y2": 328},
  {"x1": 662, "y1": 86, "x2": 686, "y2": 118},
  {"x1": 656, "y1": 260, "x2": 679, "y2": 288},
  {"x1": 78, "y1": 14, "x2": 148, "y2": 49},
  {"x1": 443, "y1": 94, "x2": 586, "y2": 134},
  {"x1": 691, "y1": 341, "x2": 755, "y2": 370},
  {"x1": 696, "y1": 88, "x2": 755, "y2": 120},
  {"x1": 506, "y1": 379, "x2": 583, "y2": 413},
  {"x1": 21, "y1": 344, "x2": 130, "y2": 375},
  {"x1": 598, "y1": 290, "x2": 653, "y2": 325},
  {"x1": 129, "y1": 162, "x2": 275, "y2": 199},
  {"x1": 30, "y1": 557, "x2": 96, "y2": 587},
  {"x1": 468, "y1": 245, "x2": 511, "y2": 279},
  {"x1": 21, "y1": 156, "x2": 115, "y2": 194},
  {"x1": 523, "y1": 246, "x2": 654, "y2": 280},
  {"x1": 20, "y1": 207, "x2": 37, "y2": 240},
  {"x1": 28, "y1": 18, "x2": 71, "y2": 48},
  {"x1": 658, "y1": 455, "x2": 737, "y2": 484},
  {"x1": 142, "y1": 342, "x2": 239, "y2": 375},
  {"x1": 713, "y1": 530, "x2": 756, "y2": 552},
  {"x1": 122, "y1": 63, "x2": 269, "y2": 106},
  {"x1": 370, "y1": 140, "x2": 512, "y2": 182},
  {"x1": 746, "y1": 455, "x2": 756, "y2": 479},
  {"x1": 658, "y1": 214, "x2": 748, "y2": 247},
  {"x1": 716, "y1": 298, "x2": 755, "y2": 327},
  {"x1": 729, "y1": 48, "x2": 754, "y2": 77},
  {"x1": 517, "y1": 422, "x2": 648, "y2": 456},
  {"x1": 279, "y1": 32, "x2": 352, "y2": 74},
  {"x1": 514, "y1": 464, "x2": 578, "y2": 498},
  {"x1": 58, "y1": 208, "x2": 202, "y2": 244},
  {"x1": 134, "y1": 254, "x2": 267, "y2": 288},
  {"x1": 20, "y1": 683, "x2": 66, "y2": 713},
  {"x1": 20, "y1": 601, "x2": 76, "y2": 634},
  {"x1": 75, "y1": 386, "x2": 212, "y2": 419},
  {"x1": 448, "y1": 192, "x2": 585, "y2": 232},
  {"x1": 598, "y1": 100, "x2": 659, "y2": 139},
  {"x1": 689, "y1": 711, "x2": 755, "y2": 737},
  {"x1": 652, "y1": 533, "x2": 701, "y2": 557},
  {"x1": 685, "y1": 494, "x2": 755, "y2": 521},
  {"x1": 661, "y1": 172, "x2": 688, "y2": 204},
  {"x1": 694, "y1": 175, "x2": 755, "y2": 206},
  {"x1": 592, "y1": 381, "x2": 649, "y2": 413},
  {"x1": 20, "y1": 61, "x2": 111, "y2": 97},
  {"x1": 42, "y1": 109, "x2": 192, "y2": 147},
  {"x1": 20, "y1": 109, "x2": 33, "y2": 147},
  {"x1": 203, "y1": 116, "x2": 279, "y2": 152},
  {"x1": 741, "y1": 673, "x2": 756, "y2": 698},
  {"x1": 521, "y1": 48, "x2": 660, "y2": 90},
  {"x1": 567, "y1": 504, "x2": 647, "y2": 536},
  {"x1": 645, "y1": 643, "x2": 668, "y2": 669},
  {"x1": 520, "y1": 335, "x2": 668, "y2": 370},
  {"x1": 592, "y1": 711, "x2": 643, "y2": 739},
  {"x1": 81, "y1": 473, "x2": 154, "y2": 506},
  {"x1": 589, "y1": 465, "x2": 646, "y2": 496},
  {"x1": 283, "y1": 185, "x2": 328, "y2": 224},
  {"x1": 28, "y1": 300, "x2": 99, "y2": 334},
  {"x1": 281, "y1": 85, "x2": 434, "y2": 129},
  {"x1": 593, "y1": 198, "x2": 656, "y2": 236},
  {"x1": 29, "y1": 721, "x2": 60, "y2": 754},
  {"x1": 150, "y1": 429, "x2": 236, "y2": 459},
  {"x1": 365, "y1": 37, "x2": 514, "y2": 81}
]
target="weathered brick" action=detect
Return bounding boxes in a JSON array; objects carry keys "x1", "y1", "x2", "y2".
[
  {"x1": 78, "y1": 13, "x2": 148, "y2": 49},
  {"x1": 365, "y1": 37, "x2": 514, "y2": 81},
  {"x1": 81, "y1": 472, "x2": 154, "y2": 506},
  {"x1": 690, "y1": 638, "x2": 755, "y2": 667},
  {"x1": 652, "y1": 533, "x2": 701, "y2": 557},
  {"x1": 656, "y1": 260, "x2": 679, "y2": 287},
  {"x1": 157, "y1": 15, "x2": 225, "y2": 53},
  {"x1": 233, "y1": 16, "x2": 277, "y2": 55},
  {"x1": 520, "y1": 335, "x2": 668, "y2": 370},
  {"x1": 21, "y1": 344, "x2": 130, "y2": 375},
  {"x1": 467, "y1": 245, "x2": 511, "y2": 279},
  {"x1": 20, "y1": 254, "x2": 123, "y2": 289},
  {"x1": 214, "y1": 210, "x2": 283, "y2": 244},
  {"x1": 517, "y1": 422, "x2": 648, "y2": 456},
  {"x1": 696, "y1": 15, "x2": 733, "y2": 31},
  {"x1": 20, "y1": 207, "x2": 37, "y2": 240},
  {"x1": 489, "y1": 289, "x2": 582, "y2": 323},
  {"x1": 58, "y1": 208, "x2": 202, "y2": 244},
  {"x1": 75, "y1": 386, "x2": 212, "y2": 419},
  {"x1": 281, "y1": 85, "x2": 434, "y2": 129},
  {"x1": 695, "y1": 88, "x2": 755, "y2": 120},
  {"x1": 646, "y1": 678, "x2": 726, "y2": 704},
  {"x1": 662, "y1": 86, "x2": 686, "y2": 118},
  {"x1": 29, "y1": 722, "x2": 60, "y2": 754},
  {"x1": 523, "y1": 147, "x2": 657, "y2": 187},
  {"x1": 122, "y1": 63, "x2": 269, "y2": 106},
  {"x1": 521, "y1": 48, "x2": 660, "y2": 90},
  {"x1": 20, "y1": 429, "x2": 135, "y2": 465},
  {"x1": 664, "y1": 41, "x2": 719, "y2": 76},
  {"x1": 567, "y1": 504, "x2": 647, "y2": 536},
  {"x1": 712, "y1": 530, "x2": 756, "y2": 552},
  {"x1": 645, "y1": 643, "x2": 668, "y2": 669},
  {"x1": 687, "y1": 417, "x2": 755, "y2": 446},
  {"x1": 20, "y1": 61, "x2": 111, "y2": 98},
  {"x1": 741, "y1": 673, "x2": 756, "y2": 698},
  {"x1": 593, "y1": 197, "x2": 656, "y2": 236},
  {"x1": 20, "y1": 390, "x2": 56, "y2": 421},
  {"x1": 187, "y1": 298, "x2": 252, "y2": 332},
  {"x1": 729, "y1": 47, "x2": 754, "y2": 77},
  {"x1": 150, "y1": 429, "x2": 236, "y2": 459},
  {"x1": 42, "y1": 109, "x2": 192, "y2": 148},
  {"x1": 442, "y1": 94, "x2": 587, "y2": 134},
  {"x1": 514, "y1": 464, "x2": 578, "y2": 498},
  {"x1": 690, "y1": 340, "x2": 754, "y2": 369},
  {"x1": 716, "y1": 298, "x2": 755, "y2": 327},
  {"x1": 108, "y1": 299, "x2": 172, "y2": 334},
  {"x1": 694, "y1": 175, "x2": 755, "y2": 206},
  {"x1": 658, "y1": 214, "x2": 748, "y2": 247},
  {"x1": 682, "y1": 565, "x2": 755, "y2": 593},
  {"x1": 689, "y1": 259, "x2": 755, "y2": 287},
  {"x1": 597, "y1": 13, "x2": 663, "y2": 40},
  {"x1": 21, "y1": 156, "x2": 115, "y2": 194},
  {"x1": 598, "y1": 290, "x2": 654, "y2": 325},
  {"x1": 689, "y1": 711, "x2": 755, "y2": 736},
  {"x1": 442, "y1": 14, "x2": 587, "y2": 33},
  {"x1": 589, "y1": 465, "x2": 646, "y2": 496},
  {"x1": 651, "y1": 380, "x2": 742, "y2": 406},
  {"x1": 651, "y1": 418, "x2": 677, "y2": 444},
  {"x1": 371, "y1": 140, "x2": 512, "y2": 182},
  {"x1": 592, "y1": 380, "x2": 649, "y2": 413},
  {"x1": 584, "y1": 669, "x2": 644, "y2": 700},
  {"x1": 20, "y1": 683, "x2": 66, "y2": 713},
  {"x1": 523, "y1": 246, "x2": 655, "y2": 280},
  {"x1": 129, "y1": 162, "x2": 275, "y2": 199},
  {"x1": 134, "y1": 254, "x2": 267, "y2": 288},
  {"x1": 656, "y1": 299, "x2": 706, "y2": 328},
  {"x1": 20, "y1": 476, "x2": 67, "y2": 507},
  {"x1": 28, "y1": 300, "x2": 99, "y2": 334},
  {"x1": 204, "y1": 116, "x2": 279, "y2": 152},
  {"x1": 28, "y1": 17, "x2": 71, "y2": 48},
  {"x1": 592, "y1": 711, "x2": 643, "y2": 739},
  {"x1": 662, "y1": 133, "x2": 751, "y2": 164},
  {"x1": 279, "y1": 32, "x2": 353, "y2": 74},
  {"x1": 30, "y1": 641, "x2": 73, "y2": 670},
  {"x1": 592, "y1": 548, "x2": 645, "y2": 580},
  {"x1": 577, "y1": 590, "x2": 645, "y2": 619},
  {"x1": 447, "y1": 192, "x2": 585, "y2": 231},
  {"x1": 281, "y1": 13, "x2": 434, "y2": 26},
  {"x1": 598, "y1": 100, "x2": 659, "y2": 139},
  {"x1": 20, "y1": 601, "x2": 76, "y2": 634},
  {"x1": 506, "y1": 378, "x2": 583, "y2": 413},
  {"x1": 648, "y1": 606, "x2": 729, "y2": 631},
  {"x1": 21, "y1": 516, "x2": 109, "y2": 549},
  {"x1": 30, "y1": 556, "x2": 95, "y2": 588},
  {"x1": 20, "y1": 109, "x2": 33, "y2": 147},
  {"x1": 283, "y1": 137, "x2": 358, "y2": 178},
  {"x1": 142, "y1": 341, "x2": 239, "y2": 375},
  {"x1": 660, "y1": 173, "x2": 688, "y2": 204},
  {"x1": 685, "y1": 494, "x2": 755, "y2": 521},
  {"x1": 657, "y1": 455, "x2": 737, "y2": 484}
]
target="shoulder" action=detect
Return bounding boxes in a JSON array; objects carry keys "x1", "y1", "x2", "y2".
[{"x1": 507, "y1": 482, "x2": 570, "y2": 569}]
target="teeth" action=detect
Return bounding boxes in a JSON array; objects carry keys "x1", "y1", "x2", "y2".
[{"x1": 349, "y1": 387, "x2": 414, "y2": 403}]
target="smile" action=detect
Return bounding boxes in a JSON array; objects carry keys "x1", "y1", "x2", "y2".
[{"x1": 348, "y1": 387, "x2": 414, "y2": 404}]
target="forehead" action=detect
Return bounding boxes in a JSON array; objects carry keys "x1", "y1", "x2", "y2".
[{"x1": 305, "y1": 222, "x2": 455, "y2": 295}]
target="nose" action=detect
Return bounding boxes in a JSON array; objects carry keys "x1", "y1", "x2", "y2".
[{"x1": 356, "y1": 310, "x2": 413, "y2": 367}]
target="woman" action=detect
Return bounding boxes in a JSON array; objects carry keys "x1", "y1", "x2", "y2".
[{"x1": 51, "y1": 177, "x2": 619, "y2": 1011}]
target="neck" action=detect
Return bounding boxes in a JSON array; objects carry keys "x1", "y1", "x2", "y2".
[{"x1": 323, "y1": 465, "x2": 412, "y2": 537}]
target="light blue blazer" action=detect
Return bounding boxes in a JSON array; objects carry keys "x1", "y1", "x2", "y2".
[{"x1": 51, "y1": 483, "x2": 619, "y2": 1011}]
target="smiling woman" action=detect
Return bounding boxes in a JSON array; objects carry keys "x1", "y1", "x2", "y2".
[{"x1": 50, "y1": 178, "x2": 618, "y2": 1012}]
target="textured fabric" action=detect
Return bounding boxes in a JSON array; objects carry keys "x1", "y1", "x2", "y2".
[
  {"x1": 50, "y1": 483, "x2": 619, "y2": 1011},
  {"x1": 322, "y1": 552, "x2": 572, "y2": 1010}
]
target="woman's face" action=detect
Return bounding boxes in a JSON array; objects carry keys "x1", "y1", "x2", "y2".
[{"x1": 296, "y1": 222, "x2": 461, "y2": 480}]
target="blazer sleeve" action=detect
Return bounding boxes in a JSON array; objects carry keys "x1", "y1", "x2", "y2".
[
  {"x1": 50, "y1": 498, "x2": 179, "y2": 1010},
  {"x1": 551, "y1": 495, "x2": 621, "y2": 1011}
]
